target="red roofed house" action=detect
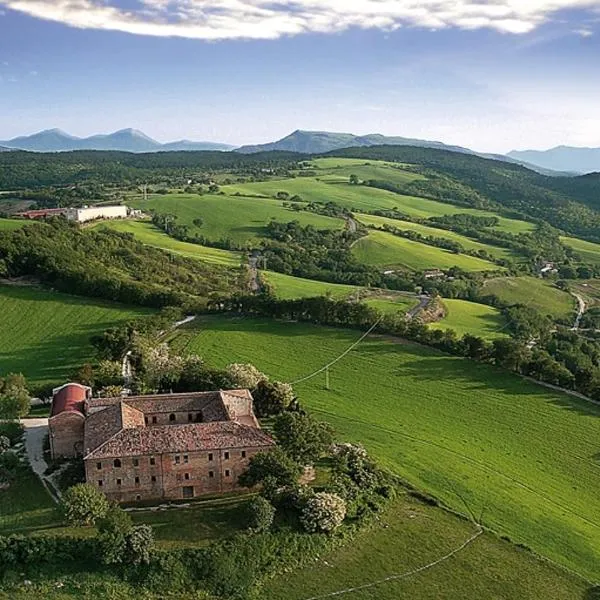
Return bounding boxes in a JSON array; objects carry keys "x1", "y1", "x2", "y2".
[
  {"x1": 48, "y1": 383, "x2": 92, "y2": 458},
  {"x1": 49, "y1": 385, "x2": 275, "y2": 503}
]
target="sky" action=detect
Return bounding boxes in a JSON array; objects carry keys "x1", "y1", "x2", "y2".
[{"x1": 0, "y1": 1, "x2": 600, "y2": 153}]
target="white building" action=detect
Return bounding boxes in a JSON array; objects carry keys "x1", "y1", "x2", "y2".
[{"x1": 66, "y1": 205, "x2": 128, "y2": 223}]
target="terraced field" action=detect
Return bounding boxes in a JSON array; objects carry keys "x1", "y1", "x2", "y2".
[
  {"x1": 483, "y1": 276, "x2": 575, "y2": 319},
  {"x1": 431, "y1": 299, "x2": 508, "y2": 339},
  {"x1": 171, "y1": 315, "x2": 600, "y2": 581},
  {"x1": 0, "y1": 285, "x2": 151, "y2": 387},
  {"x1": 356, "y1": 213, "x2": 518, "y2": 261},
  {"x1": 562, "y1": 236, "x2": 600, "y2": 265},
  {"x1": 129, "y1": 193, "x2": 344, "y2": 246},
  {"x1": 352, "y1": 230, "x2": 502, "y2": 272},
  {"x1": 91, "y1": 220, "x2": 242, "y2": 267}
]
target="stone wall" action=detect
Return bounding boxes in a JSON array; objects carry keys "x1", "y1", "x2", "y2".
[{"x1": 49, "y1": 412, "x2": 85, "y2": 459}]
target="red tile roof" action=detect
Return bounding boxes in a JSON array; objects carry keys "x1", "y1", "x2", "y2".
[
  {"x1": 84, "y1": 421, "x2": 274, "y2": 459},
  {"x1": 50, "y1": 383, "x2": 91, "y2": 418}
]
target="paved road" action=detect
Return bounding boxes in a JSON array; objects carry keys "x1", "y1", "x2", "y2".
[
  {"x1": 21, "y1": 418, "x2": 49, "y2": 478},
  {"x1": 407, "y1": 296, "x2": 432, "y2": 319}
]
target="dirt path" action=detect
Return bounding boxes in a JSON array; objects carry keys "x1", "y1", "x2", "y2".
[
  {"x1": 21, "y1": 417, "x2": 60, "y2": 502},
  {"x1": 345, "y1": 216, "x2": 358, "y2": 234},
  {"x1": 407, "y1": 296, "x2": 432, "y2": 319},
  {"x1": 571, "y1": 292, "x2": 586, "y2": 331},
  {"x1": 248, "y1": 254, "x2": 261, "y2": 293}
]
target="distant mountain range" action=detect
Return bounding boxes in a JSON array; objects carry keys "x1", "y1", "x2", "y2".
[
  {"x1": 0, "y1": 128, "x2": 235, "y2": 153},
  {"x1": 508, "y1": 146, "x2": 600, "y2": 175},
  {"x1": 3, "y1": 127, "x2": 595, "y2": 175}
]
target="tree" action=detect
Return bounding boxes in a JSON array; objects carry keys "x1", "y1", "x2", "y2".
[
  {"x1": 98, "y1": 506, "x2": 133, "y2": 565},
  {"x1": 95, "y1": 360, "x2": 123, "y2": 388},
  {"x1": 0, "y1": 373, "x2": 30, "y2": 420},
  {"x1": 193, "y1": 217, "x2": 204, "y2": 228},
  {"x1": 238, "y1": 448, "x2": 302, "y2": 490},
  {"x1": 300, "y1": 492, "x2": 346, "y2": 533},
  {"x1": 273, "y1": 412, "x2": 333, "y2": 465},
  {"x1": 349, "y1": 174, "x2": 359, "y2": 185},
  {"x1": 252, "y1": 380, "x2": 294, "y2": 417},
  {"x1": 245, "y1": 496, "x2": 275, "y2": 532},
  {"x1": 61, "y1": 483, "x2": 110, "y2": 526},
  {"x1": 125, "y1": 524, "x2": 154, "y2": 565},
  {"x1": 226, "y1": 363, "x2": 267, "y2": 390}
]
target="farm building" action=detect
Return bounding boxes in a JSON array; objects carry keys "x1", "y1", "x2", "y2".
[
  {"x1": 16, "y1": 208, "x2": 69, "y2": 219},
  {"x1": 49, "y1": 384, "x2": 275, "y2": 503},
  {"x1": 65, "y1": 205, "x2": 128, "y2": 223}
]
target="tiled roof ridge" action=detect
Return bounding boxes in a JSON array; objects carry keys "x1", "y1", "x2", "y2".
[{"x1": 83, "y1": 401, "x2": 127, "y2": 459}]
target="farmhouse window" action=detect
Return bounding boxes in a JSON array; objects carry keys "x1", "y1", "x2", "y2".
[
  {"x1": 150, "y1": 457, "x2": 156, "y2": 466},
  {"x1": 151, "y1": 475, "x2": 157, "y2": 483},
  {"x1": 208, "y1": 453, "x2": 214, "y2": 462},
  {"x1": 133, "y1": 459, "x2": 139, "y2": 467},
  {"x1": 114, "y1": 459, "x2": 121, "y2": 468},
  {"x1": 136, "y1": 495, "x2": 141, "y2": 501},
  {"x1": 224, "y1": 451, "x2": 230, "y2": 460},
  {"x1": 175, "y1": 455, "x2": 181, "y2": 465},
  {"x1": 225, "y1": 470, "x2": 230, "y2": 477},
  {"x1": 96, "y1": 462, "x2": 102, "y2": 470},
  {"x1": 188, "y1": 413, "x2": 193, "y2": 422},
  {"x1": 241, "y1": 451, "x2": 246, "y2": 458},
  {"x1": 117, "y1": 478, "x2": 122, "y2": 486},
  {"x1": 208, "y1": 471, "x2": 214, "y2": 478},
  {"x1": 98, "y1": 480, "x2": 103, "y2": 487},
  {"x1": 152, "y1": 416, "x2": 157, "y2": 424},
  {"x1": 135, "y1": 477, "x2": 140, "y2": 485},
  {"x1": 169, "y1": 413, "x2": 176, "y2": 422},
  {"x1": 182, "y1": 486, "x2": 194, "y2": 499},
  {"x1": 184, "y1": 455, "x2": 189, "y2": 463},
  {"x1": 184, "y1": 473, "x2": 190, "y2": 480},
  {"x1": 144, "y1": 417, "x2": 148, "y2": 425}
]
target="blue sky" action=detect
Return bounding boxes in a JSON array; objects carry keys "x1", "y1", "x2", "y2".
[{"x1": 0, "y1": 1, "x2": 599, "y2": 153}]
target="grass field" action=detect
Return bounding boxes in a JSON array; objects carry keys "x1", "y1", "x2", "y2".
[
  {"x1": 222, "y1": 175, "x2": 534, "y2": 235},
  {"x1": 261, "y1": 271, "x2": 360, "y2": 300},
  {"x1": 0, "y1": 285, "x2": 151, "y2": 387},
  {"x1": 352, "y1": 230, "x2": 502, "y2": 272},
  {"x1": 356, "y1": 213, "x2": 518, "y2": 261},
  {"x1": 91, "y1": 220, "x2": 242, "y2": 267},
  {"x1": 0, "y1": 218, "x2": 27, "y2": 231},
  {"x1": 129, "y1": 193, "x2": 345, "y2": 246},
  {"x1": 364, "y1": 295, "x2": 419, "y2": 315},
  {"x1": 483, "y1": 276, "x2": 576, "y2": 319},
  {"x1": 171, "y1": 315, "x2": 600, "y2": 580},
  {"x1": 430, "y1": 299, "x2": 508, "y2": 339},
  {"x1": 263, "y1": 494, "x2": 588, "y2": 600},
  {"x1": 562, "y1": 236, "x2": 600, "y2": 265}
]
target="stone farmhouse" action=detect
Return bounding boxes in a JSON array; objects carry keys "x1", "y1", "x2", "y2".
[{"x1": 48, "y1": 383, "x2": 275, "y2": 503}]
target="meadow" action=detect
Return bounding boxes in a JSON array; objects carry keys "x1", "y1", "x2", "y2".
[
  {"x1": 129, "y1": 193, "x2": 344, "y2": 246},
  {"x1": 0, "y1": 218, "x2": 27, "y2": 231},
  {"x1": 356, "y1": 213, "x2": 518, "y2": 261},
  {"x1": 561, "y1": 236, "x2": 600, "y2": 265},
  {"x1": 483, "y1": 276, "x2": 576, "y2": 319},
  {"x1": 91, "y1": 220, "x2": 242, "y2": 267},
  {"x1": 352, "y1": 230, "x2": 501, "y2": 272},
  {"x1": 171, "y1": 315, "x2": 600, "y2": 581},
  {"x1": 0, "y1": 285, "x2": 151, "y2": 387},
  {"x1": 261, "y1": 271, "x2": 360, "y2": 300},
  {"x1": 430, "y1": 299, "x2": 508, "y2": 339},
  {"x1": 363, "y1": 295, "x2": 419, "y2": 315},
  {"x1": 262, "y1": 495, "x2": 587, "y2": 600}
]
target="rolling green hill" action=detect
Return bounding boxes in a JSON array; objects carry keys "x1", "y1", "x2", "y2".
[
  {"x1": 170, "y1": 315, "x2": 600, "y2": 581},
  {"x1": 352, "y1": 229, "x2": 502, "y2": 272},
  {"x1": 483, "y1": 277, "x2": 575, "y2": 319},
  {"x1": 431, "y1": 299, "x2": 508, "y2": 339},
  {"x1": 261, "y1": 271, "x2": 360, "y2": 300},
  {"x1": 91, "y1": 220, "x2": 242, "y2": 267},
  {"x1": 0, "y1": 285, "x2": 151, "y2": 388},
  {"x1": 129, "y1": 193, "x2": 345, "y2": 246},
  {"x1": 356, "y1": 213, "x2": 518, "y2": 260},
  {"x1": 561, "y1": 236, "x2": 600, "y2": 265}
]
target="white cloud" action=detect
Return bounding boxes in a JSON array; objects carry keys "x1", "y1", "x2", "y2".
[
  {"x1": 0, "y1": 0, "x2": 599, "y2": 40},
  {"x1": 575, "y1": 27, "x2": 594, "y2": 35}
]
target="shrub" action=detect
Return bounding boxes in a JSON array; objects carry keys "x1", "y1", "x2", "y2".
[
  {"x1": 61, "y1": 483, "x2": 110, "y2": 526},
  {"x1": 245, "y1": 496, "x2": 275, "y2": 532},
  {"x1": 125, "y1": 525, "x2": 154, "y2": 566},
  {"x1": 252, "y1": 380, "x2": 294, "y2": 417},
  {"x1": 98, "y1": 506, "x2": 133, "y2": 565},
  {"x1": 239, "y1": 448, "x2": 302, "y2": 491},
  {"x1": 226, "y1": 363, "x2": 267, "y2": 389},
  {"x1": 300, "y1": 492, "x2": 347, "y2": 533},
  {"x1": 0, "y1": 435, "x2": 10, "y2": 453}
]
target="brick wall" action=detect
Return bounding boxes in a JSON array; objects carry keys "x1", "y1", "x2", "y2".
[
  {"x1": 49, "y1": 413, "x2": 85, "y2": 459},
  {"x1": 142, "y1": 410, "x2": 204, "y2": 427},
  {"x1": 86, "y1": 446, "x2": 264, "y2": 503}
]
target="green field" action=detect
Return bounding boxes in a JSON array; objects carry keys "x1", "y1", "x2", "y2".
[
  {"x1": 483, "y1": 276, "x2": 576, "y2": 319},
  {"x1": 0, "y1": 218, "x2": 27, "y2": 231},
  {"x1": 263, "y1": 495, "x2": 587, "y2": 600},
  {"x1": 364, "y1": 295, "x2": 419, "y2": 315},
  {"x1": 129, "y1": 193, "x2": 345, "y2": 246},
  {"x1": 223, "y1": 175, "x2": 534, "y2": 234},
  {"x1": 357, "y1": 213, "x2": 517, "y2": 261},
  {"x1": 562, "y1": 236, "x2": 600, "y2": 265},
  {"x1": 352, "y1": 230, "x2": 501, "y2": 272},
  {"x1": 430, "y1": 299, "x2": 508, "y2": 339},
  {"x1": 171, "y1": 315, "x2": 600, "y2": 580},
  {"x1": 91, "y1": 220, "x2": 242, "y2": 267},
  {"x1": 261, "y1": 271, "x2": 360, "y2": 300},
  {"x1": 0, "y1": 285, "x2": 151, "y2": 387}
]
